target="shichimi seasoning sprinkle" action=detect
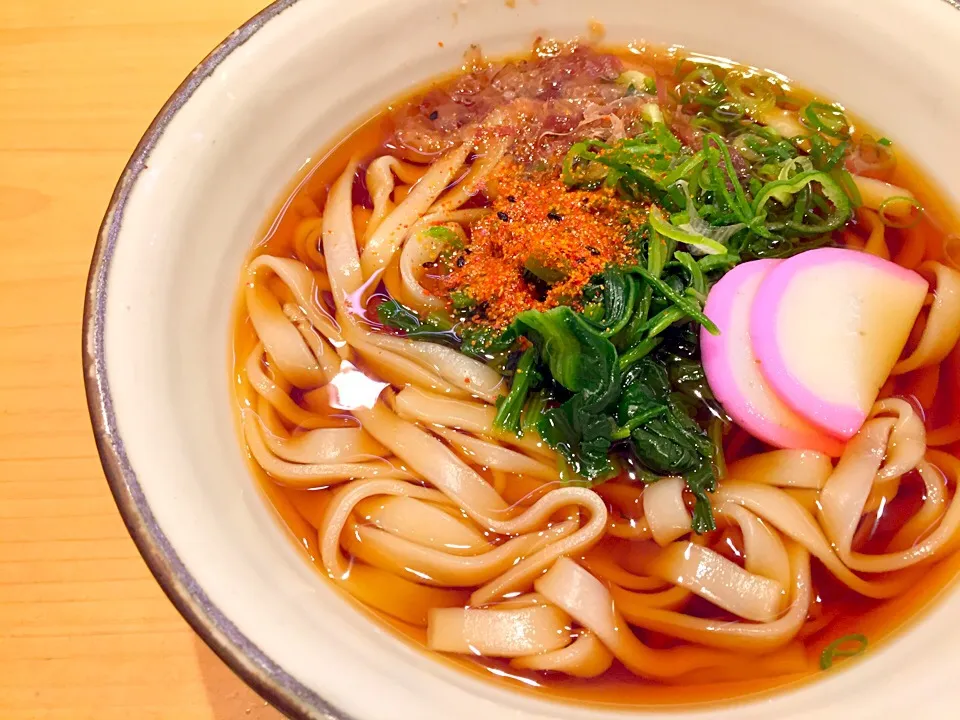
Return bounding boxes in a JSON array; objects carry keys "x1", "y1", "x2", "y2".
[{"x1": 441, "y1": 159, "x2": 647, "y2": 326}]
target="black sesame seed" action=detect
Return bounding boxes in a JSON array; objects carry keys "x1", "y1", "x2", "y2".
[
  {"x1": 429, "y1": 110, "x2": 439, "y2": 120},
  {"x1": 456, "y1": 255, "x2": 466, "y2": 268},
  {"x1": 507, "y1": 195, "x2": 516, "y2": 203},
  {"x1": 547, "y1": 210, "x2": 563, "y2": 221},
  {"x1": 587, "y1": 245, "x2": 600, "y2": 256},
  {"x1": 497, "y1": 211, "x2": 510, "y2": 221}
]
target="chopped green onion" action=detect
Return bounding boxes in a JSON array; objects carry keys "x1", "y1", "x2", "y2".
[
  {"x1": 648, "y1": 205, "x2": 727, "y2": 256},
  {"x1": 617, "y1": 70, "x2": 653, "y2": 93},
  {"x1": 697, "y1": 253, "x2": 739, "y2": 273},
  {"x1": 877, "y1": 136, "x2": 892, "y2": 147},
  {"x1": 691, "y1": 115, "x2": 724, "y2": 135},
  {"x1": 768, "y1": 156, "x2": 814, "y2": 205},
  {"x1": 753, "y1": 170, "x2": 852, "y2": 235},
  {"x1": 561, "y1": 139, "x2": 610, "y2": 188},
  {"x1": 663, "y1": 150, "x2": 706, "y2": 186},
  {"x1": 702, "y1": 133, "x2": 755, "y2": 226},
  {"x1": 674, "y1": 251, "x2": 707, "y2": 295},
  {"x1": 819, "y1": 634, "x2": 868, "y2": 670},
  {"x1": 878, "y1": 195, "x2": 924, "y2": 229},
  {"x1": 832, "y1": 168, "x2": 862, "y2": 209},
  {"x1": 712, "y1": 101, "x2": 745, "y2": 123},
  {"x1": 802, "y1": 101, "x2": 851, "y2": 139},
  {"x1": 424, "y1": 225, "x2": 462, "y2": 247},
  {"x1": 642, "y1": 102, "x2": 664, "y2": 125},
  {"x1": 725, "y1": 71, "x2": 776, "y2": 115},
  {"x1": 450, "y1": 290, "x2": 477, "y2": 310},
  {"x1": 524, "y1": 254, "x2": 569, "y2": 284}
]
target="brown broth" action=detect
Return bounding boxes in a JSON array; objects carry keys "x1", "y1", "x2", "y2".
[{"x1": 232, "y1": 45, "x2": 960, "y2": 709}]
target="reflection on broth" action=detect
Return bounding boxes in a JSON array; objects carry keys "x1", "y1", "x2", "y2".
[{"x1": 232, "y1": 41, "x2": 960, "y2": 707}]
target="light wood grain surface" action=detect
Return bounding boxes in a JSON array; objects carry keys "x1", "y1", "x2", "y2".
[{"x1": 0, "y1": 1, "x2": 287, "y2": 718}]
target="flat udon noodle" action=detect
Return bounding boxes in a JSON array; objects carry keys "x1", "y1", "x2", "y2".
[
  {"x1": 344, "y1": 329, "x2": 473, "y2": 400},
  {"x1": 339, "y1": 319, "x2": 504, "y2": 403},
  {"x1": 428, "y1": 603, "x2": 573, "y2": 658},
  {"x1": 429, "y1": 425, "x2": 560, "y2": 481},
  {"x1": 428, "y1": 126, "x2": 511, "y2": 215},
  {"x1": 859, "y1": 208, "x2": 891, "y2": 260},
  {"x1": 360, "y1": 134, "x2": 475, "y2": 278},
  {"x1": 820, "y1": 403, "x2": 960, "y2": 572},
  {"x1": 616, "y1": 539, "x2": 809, "y2": 653},
  {"x1": 243, "y1": 410, "x2": 411, "y2": 487},
  {"x1": 363, "y1": 155, "x2": 425, "y2": 242},
  {"x1": 893, "y1": 261, "x2": 960, "y2": 374},
  {"x1": 726, "y1": 450, "x2": 833, "y2": 489},
  {"x1": 292, "y1": 216, "x2": 326, "y2": 269},
  {"x1": 643, "y1": 476, "x2": 692, "y2": 546},
  {"x1": 254, "y1": 402, "x2": 386, "y2": 464},
  {"x1": 245, "y1": 344, "x2": 341, "y2": 430},
  {"x1": 397, "y1": 223, "x2": 459, "y2": 315},
  {"x1": 510, "y1": 630, "x2": 615, "y2": 678},
  {"x1": 281, "y1": 304, "x2": 342, "y2": 380},
  {"x1": 534, "y1": 557, "x2": 809, "y2": 679},
  {"x1": 246, "y1": 255, "x2": 341, "y2": 384},
  {"x1": 393, "y1": 385, "x2": 555, "y2": 460},
  {"x1": 646, "y1": 541, "x2": 783, "y2": 622},
  {"x1": 384, "y1": 208, "x2": 490, "y2": 314},
  {"x1": 353, "y1": 494, "x2": 489, "y2": 555}
]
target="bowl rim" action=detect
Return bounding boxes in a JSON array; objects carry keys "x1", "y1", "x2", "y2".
[
  {"x1": 81, "y1": 1, "x2": 349, "y2": 718},
  {"x1": 81, "y1": 2, "x2": 960, "y2": 719}
]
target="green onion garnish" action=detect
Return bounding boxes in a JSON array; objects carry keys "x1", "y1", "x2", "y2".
[
  {"x1": 725, "y1": 71, "x2": 776, "y2": 114},
  {"x1": 877, "y1": 137, "x2": 892, "y2": 147},
  {"x1": 820, "y1": 634, "x2": 868, "y2": 670},
  {"x1": 425, "y1": 225, "x2": 463, "y2": 248},
  {"x1": 802, "y1": 101, "x2": 851, "y2": 139},
  {"x1": 878, "y1": 196, "x2": 924, "y2": 229}
]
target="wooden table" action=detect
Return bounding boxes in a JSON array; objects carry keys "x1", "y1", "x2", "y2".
[{"x1": 0, "y1": 2, "x2": 286, "y2": 718}]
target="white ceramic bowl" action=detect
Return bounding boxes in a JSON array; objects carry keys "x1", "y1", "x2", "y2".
[{"x1": 84, "y1": 1, "x2": 960, "y2": 718}]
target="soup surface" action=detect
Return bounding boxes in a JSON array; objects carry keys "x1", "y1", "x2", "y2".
[{"x1": 232, "y1": 41, "x2": 960, "y2": 707}]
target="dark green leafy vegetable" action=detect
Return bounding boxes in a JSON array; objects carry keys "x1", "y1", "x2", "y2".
[
  {"x1": 493, "y1": 347, "x2": 540, "y2": 434},
  {"x1": 513, "y1": 307, "x2": 620, "y2": 413},
  {"x1": 459, "y1": 324, "x2": 517, "y2": 359},
  {"x1": 539, "y1": 396, "x2": 617, "y2": 481},
  {"x1": 521, "y1": 390, "x2": 551, "y2": 435},
  {"x1": 376, "y1": 299, "x2": 457, "y2": 345},
  {"x1": 582, "y1": 267, "x2": 638, "y2": 338}
]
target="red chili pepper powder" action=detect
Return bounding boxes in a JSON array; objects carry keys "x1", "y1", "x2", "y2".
[{"x1": 442, "y1": 159, "x2": 646, "y2": 326}]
